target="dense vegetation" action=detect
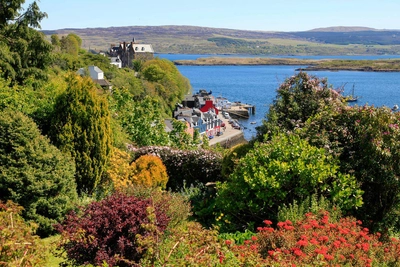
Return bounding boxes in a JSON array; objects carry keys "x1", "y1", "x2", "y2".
[{"x1": 3, "y1": 1, "x2": 400, "y2": 266}]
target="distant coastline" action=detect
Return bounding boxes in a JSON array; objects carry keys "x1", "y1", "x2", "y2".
[{"x1": 174, "y1": 57, "x2": 400, "y2": 72}]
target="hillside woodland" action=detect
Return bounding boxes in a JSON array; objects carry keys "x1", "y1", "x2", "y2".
[{"x1": 2, "y1": 1, "x2": 400, "y2": 267}]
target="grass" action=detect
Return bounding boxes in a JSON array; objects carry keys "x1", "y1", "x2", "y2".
[{"x1": 42, "y1": 235, "x2": 64, "y2": 267}]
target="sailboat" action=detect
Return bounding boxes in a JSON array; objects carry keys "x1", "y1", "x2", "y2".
[{"x1": 345, "y1": 84, "x2": 359, "y2": 102}]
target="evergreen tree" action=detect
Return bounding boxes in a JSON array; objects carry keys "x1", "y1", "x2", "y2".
[
  {"x1": 0, "y1": 109, "x2": 77, "y2": 236},
  {"x1": 0, "y1": 1, "x2": 52, "y2": 85},
  {"x1": 49, "y1": 74, "x2": 112, "y2": 194}
]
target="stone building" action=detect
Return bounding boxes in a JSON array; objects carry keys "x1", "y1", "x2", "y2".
[{"x1": 109, "y1": 38, "x2": 154, "y2": 68}]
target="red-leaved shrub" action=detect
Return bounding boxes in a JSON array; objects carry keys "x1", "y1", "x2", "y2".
[{"x1": 56, "y1": 193, "x2": 170, "y2": 267}]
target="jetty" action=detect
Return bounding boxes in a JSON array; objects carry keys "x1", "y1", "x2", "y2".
[{"x1": 223, "y1": 102, "x2": 255, "y2": 119}]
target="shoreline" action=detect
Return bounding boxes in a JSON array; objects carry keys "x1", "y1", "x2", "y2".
[{"x1": 174, "y1": 57, "x2": 400, "y2": 72}]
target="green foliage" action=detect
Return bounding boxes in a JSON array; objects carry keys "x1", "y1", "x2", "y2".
[
  {"x1": 132, "y1": 59, "x2": 143, "y2": 73},
  {"x1": 118, "y1": 95, "x2": 170, "y2": 146},
  {"x1": 141, "y1": 58, "x2": 191, "y2": 114},
  {"x1": 300, "y1": 105, "x2": 400, "y2": 233},
  {"x1": 60, "y1": 34, "x2": 80, "y2": 56},
  {"x1": 0, "y1": 109, "x2": 77, "y2": 236},
  {"x1": 0, "y1": 1, "x2": 51, "y2": 85},
  {"x1": 215, "y1": 133, "x2": 362, "y2": 232},
  {"x1": 221, "y1": 143, "x2": 252, "y2": 179},
  {"x1": 48, "y1": 74, "x2": 112, "y2": 195},
  {"x1": 131, "y1": 146, "x2": 224, "y2": 191},
  {"x1": 0, "y1": 201, "x2": 47, "y2": 266},
  {"x1": 278, "y1": 194, "x2": 342, "y2": 224},
  {"x1": 120, "y1": 186, "x2": 192, "y2": 230},
  {"x1": 256, "y1": 72, "x2": 344, "y2": 141},
  {"x1": 169, "y1": 119, "x2": 196, "y2": 149}
]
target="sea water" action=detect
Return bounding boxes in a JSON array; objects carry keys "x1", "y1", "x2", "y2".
[{"x1": 158, "y1": 54, "x2": 400, "y2": 140}]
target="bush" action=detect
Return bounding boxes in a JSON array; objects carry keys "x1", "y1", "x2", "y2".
[
  {"x1": 221, "y1": 143, "x2": 252, "y2": 179},
  {"x1": 0, "y1": 109, "x2": 77, "y2": 237},
  {"x1": 301, "y1": 105, "x2": 400, "y2": 233},
  {"x1": 56, "y1": 193, "x2": 170, "y2": 267},
  {"x1": 252, "y1": 212, "x2": 400, "y2": 266},
  {"x1": 0, "y1": 201, "x2": 47, "y2": 266},
  {"x1": 132, "y1": 155, "x2": 169, "y2": 189},
  {"x1": 215, "y1": 133, "x2": 362, "y2": 232},
  {"x1": 278, "y1": 194, "x2": 342, "y2": 224},
  {"x1": 121, "y1": 185, "x2": 191, "y2": 230},
  {"x1": 130, "y1": 146, "x2": 223, "y2": 191}
]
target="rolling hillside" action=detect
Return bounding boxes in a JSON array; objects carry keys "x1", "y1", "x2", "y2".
[{"x1": 42, "y1": 25, "x2": 400, "y2": 55}]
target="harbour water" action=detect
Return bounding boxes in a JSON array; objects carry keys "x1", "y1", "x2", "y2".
[{"x1": 158, "y1": 54, "x2": 400, "y2": 140}]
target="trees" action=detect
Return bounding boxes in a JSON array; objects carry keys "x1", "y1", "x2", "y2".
[
  {"x1": 215, "y1": 133, "x2": 362, "y2": 232},
  {"x1": 49, "y1": 74, "x2": 112, "y2": 195},
  {"x1": 0, "y1": 1, "x2": 52, "y2": 85},
  {"x1": 0, "y1": 109, "x2": 77, "y2": 236},
  {"x1": 256, "y1": 72, "x2": 344, "y2": 141},
  {"x1": 300, "y1": 105, "x2": 400, "y2": 233}
]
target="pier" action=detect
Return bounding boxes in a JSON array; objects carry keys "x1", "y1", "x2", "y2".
[{"x1": 223, "y1": 103, "x2": 255, "y2": 119}]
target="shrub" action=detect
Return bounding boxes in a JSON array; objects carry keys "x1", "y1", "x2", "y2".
[
  {"x1": 130, "y1": 146, "x2": 223, "y2": 191},
  {"x1": 0, "y1": 109, "x2": 77, "y2": 237},
  {"x1": 221, "y1": 143, "x2": 252, "y2": 179},
  {"x1": 121, "y1": 185, "x2": 191, "y2": 230},
  {"x1": 0, "y1": 201, "x2": 47, "y2": 266},
  {"x1": 301, "y1": 105, "x2": 400, "y2": 233},
  {"x1": 215, "y1": 133, "x2": 362, "y2": 232},
  {"x1": 252, "y1": 212, "x2": 400, "y2": 266},
  {"x1": 132, "y1": 155, "x2": 169, "y2": 189},
  {"x1": 106, "y1": 147, "x2": 135, "y2": 191},
  {"x1": 56, "y1": 193, "x2": 170, "y2": 267},
  {"x1": 278, "y1": 194, "x2": 342, "y2": 224}
]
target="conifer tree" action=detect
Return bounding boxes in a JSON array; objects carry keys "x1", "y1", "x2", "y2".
[
  {"x1": 0, "y1": 109, "x2": 77, "y2": 236},
  {"x1": 49, "y1": 74, "x2": 112, "y2": 194}
]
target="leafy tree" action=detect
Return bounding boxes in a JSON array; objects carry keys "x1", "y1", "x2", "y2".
[
  {"x1": 0, "y1": 109, "x2": 77, "y2": 236},
  {"x1": 215, "y1": 133, "x2": 362, "y2": 232},
  {"x1": 60, "y1": 34, "x2": 80, "y2": 56},
  {"x1": 132, "y1": 59, "x2": 144, "y2": 73},
  {"x1": 300, "y1": 105, "x2": 400, "y2": 233},
  {"x1": 169, "y1": 119, "x2": 195, "y2": 149},
  {"x1": 118, "y1": 95, "x2": 170, "y2": 147},
  {"x1": 256, "y1": 72, "x2": 344, "y2": 141},
  {"x1": 49, "y1": 74, "x2": 112, "y2": 195},
  {"x1": 0, "y1": 1, "x2": 52, "y2": 84}
]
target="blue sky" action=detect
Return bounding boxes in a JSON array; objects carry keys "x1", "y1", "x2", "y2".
[{"x1": 31, "y1": 0, "x2": 400, "y2": 31}]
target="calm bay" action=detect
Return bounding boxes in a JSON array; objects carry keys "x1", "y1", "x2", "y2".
[{"x1": 158, "y1": 54, "x2": 400, "y2": 140}]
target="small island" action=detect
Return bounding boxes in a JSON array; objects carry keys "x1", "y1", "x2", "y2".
[{"x1": 174, "y1": 57, "x2": 400, "y2": 72}]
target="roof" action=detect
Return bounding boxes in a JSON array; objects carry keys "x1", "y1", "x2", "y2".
[
  {"x1": 89, "y1": 65, "x2": 103, "y2": 74},
  {"x1": 93, "y1": 79, "x2": 111, "y2": 87},
  {"x1": 131, "y1": 44, "x2": 154, "y2": 53}
]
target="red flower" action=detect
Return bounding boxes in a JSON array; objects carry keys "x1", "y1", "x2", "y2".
[
  {"x1": 225, "y1": 240, "x2": 232, "y2": 246},
  {"x1": 263, "y1": 220, "x2": 273, "y2": 225},
  {"x1": 251, "y1": 236, "x2": 258, "y2": 241},
  {"x1": 296, "y1": 239, "x2": 308, "y2": 247}
]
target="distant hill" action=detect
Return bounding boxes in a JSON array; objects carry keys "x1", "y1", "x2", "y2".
[
  {"x1": 308, "y1": 26, "x2": 378, "y2": 32},
  {"x1": 42, "y1": 25, "x2": 400, "y2": 55}
]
